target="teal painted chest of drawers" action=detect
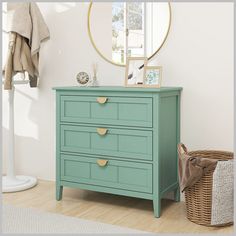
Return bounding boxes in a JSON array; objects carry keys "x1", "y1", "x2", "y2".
[{"x1": 53, "y1": 86, "x2": 182, "y2": 217}]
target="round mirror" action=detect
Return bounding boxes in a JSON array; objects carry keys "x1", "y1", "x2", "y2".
[{"x1": 88, "y1": 2, "x2": 171, "y2": 67}]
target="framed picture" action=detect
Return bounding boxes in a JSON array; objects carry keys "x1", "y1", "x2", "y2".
[
  {"x1": 125, "y1": 57, "x2": 147, "y2": 87},
  {"x1": 144, "y1": 66, "x2": 162, "y2": 88}
]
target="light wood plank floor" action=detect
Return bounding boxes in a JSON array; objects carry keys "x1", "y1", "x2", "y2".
[{"x1": 3, "y1": 180, "x2": 234, "y2": 234}]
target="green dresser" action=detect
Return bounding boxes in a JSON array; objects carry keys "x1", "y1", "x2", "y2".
[{"x1": 53, "y1": 86, "x2": 182, "y2": 217}]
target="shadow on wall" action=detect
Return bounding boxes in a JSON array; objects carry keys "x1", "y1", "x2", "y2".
[
  {"x1": 2, "y1": 127, "x2": 41, "y2": 177},
  {"x1": 2, "y1": 85, "x2": 56, "y2": 180}
]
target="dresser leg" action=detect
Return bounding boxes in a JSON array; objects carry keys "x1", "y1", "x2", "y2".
[
  {"x1": 56, "y1": 185, "x2": 63, "y2": 201},
  {"x1": 153, "y1": 197, "x2": 161, "y2": 218},
  {"x1": 174, "y1": 187, "x2": 180, "y2": 202}
]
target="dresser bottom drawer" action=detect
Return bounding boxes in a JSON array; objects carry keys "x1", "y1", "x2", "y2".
[{"x1": 60, "y1": 154, "x2": 152, "y2": 194}]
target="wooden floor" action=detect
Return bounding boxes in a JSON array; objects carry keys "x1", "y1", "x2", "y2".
[{"x1": 3, "y1": 180, "x2": 234, "y2": 234}]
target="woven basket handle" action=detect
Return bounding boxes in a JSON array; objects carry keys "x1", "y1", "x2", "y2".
[{"x1": 177, "y1": 143, "x2": 188, "y2": 155}]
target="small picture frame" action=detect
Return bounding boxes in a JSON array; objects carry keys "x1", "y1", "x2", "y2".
[
  {"x1": 125, "y1": 57, "x2": 147, "y2": 87},
  {"x1": 144, "y1": 66, "x2": 162, "y2": 88}
]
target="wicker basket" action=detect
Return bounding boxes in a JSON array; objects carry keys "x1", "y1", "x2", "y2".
[{"x1": 178, "y1": 143, "x2": 233, "y2": 227}]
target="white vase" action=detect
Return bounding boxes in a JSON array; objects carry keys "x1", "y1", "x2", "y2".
[{"x1": 92, "y1": 76, "x2": 99, "y2": 87}]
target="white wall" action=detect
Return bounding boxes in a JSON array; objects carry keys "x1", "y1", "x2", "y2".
[
  {"x1": 90, "y1": 2, "x2": 112, "y2": 61},
  {"x1": 2, "y1": 2, "x2": 234, "y2": 181}
]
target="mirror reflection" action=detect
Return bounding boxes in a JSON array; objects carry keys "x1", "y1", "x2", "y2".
[{"x1": 88, "y1": 2, "x2": 171, "y2": 66}]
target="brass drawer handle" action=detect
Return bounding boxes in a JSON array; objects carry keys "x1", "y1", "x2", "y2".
[
  {"x1": 97, "y1": 128, "x2": 108, "y2": 136},
  {"x1": 97, "y1": 159, "x2": 108, "y2": 167},
  {"x1": 97, "y1": 97, "x2": 108, "y2": 104}
]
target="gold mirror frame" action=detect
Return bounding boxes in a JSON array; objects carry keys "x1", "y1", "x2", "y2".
[{"x1": 87, "y1": 2, "x2": 172, "y2": 67}]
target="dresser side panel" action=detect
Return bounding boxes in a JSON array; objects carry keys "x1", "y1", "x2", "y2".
[{"x1": 158, "y1": 92, "x2": 180, "y2": 195}]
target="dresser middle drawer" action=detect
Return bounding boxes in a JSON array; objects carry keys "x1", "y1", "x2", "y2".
[
  {"x1": 60, "y1": 95, "x2": 152, "y2": 127},
  {"x1": 60, "y1": 124, "x2": 153, "y2": 161}
]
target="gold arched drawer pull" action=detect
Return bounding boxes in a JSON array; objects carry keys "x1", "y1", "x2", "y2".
[
  {"x1": 97, "y1": 159, "x2": 108, "y2": 167},
  {"x1": 97, "y1": 128, "x2": 108, "y2": 136},
  {"x1": 97, "y1": 97, "x2": 108, "y2": 104}
]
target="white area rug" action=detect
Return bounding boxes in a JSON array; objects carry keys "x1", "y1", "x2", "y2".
[{"x1": 3, "y1": 204, "x2": 149, "y2": 234}]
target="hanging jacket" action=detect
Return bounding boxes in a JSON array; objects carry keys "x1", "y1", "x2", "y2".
[{"x1": 3, "y1": 2, "x2": 50, "y2": 90}]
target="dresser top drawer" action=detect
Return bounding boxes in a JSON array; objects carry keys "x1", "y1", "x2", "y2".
[{"x1": 60, "y1": 95, "x2": 152, "y2": 128}]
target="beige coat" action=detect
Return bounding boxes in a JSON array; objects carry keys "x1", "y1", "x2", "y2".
[{"x1": 3, "y1": 2, "x2": 50, "y2": 90}]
